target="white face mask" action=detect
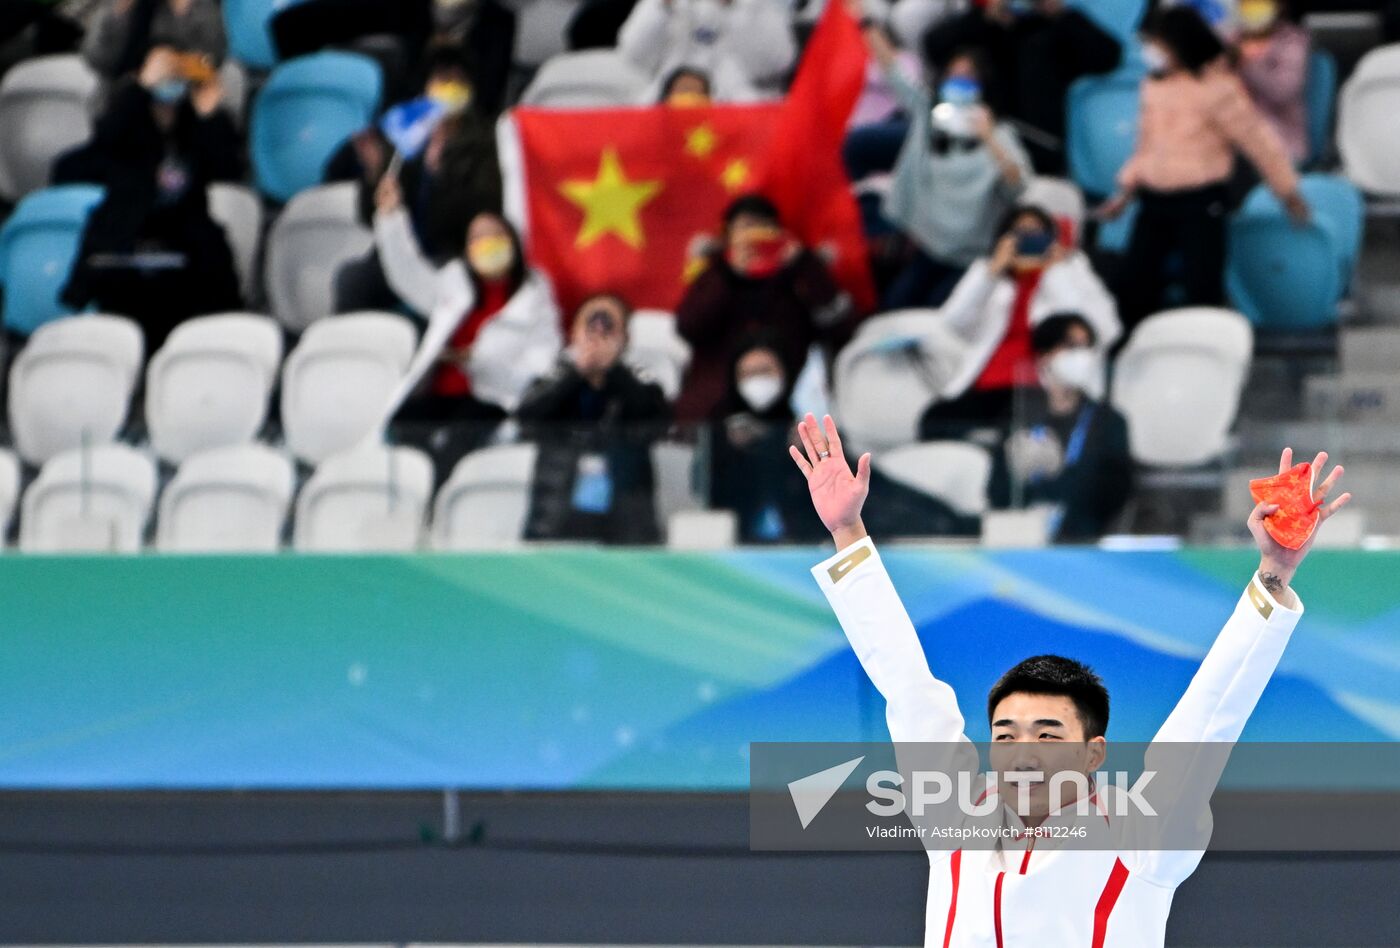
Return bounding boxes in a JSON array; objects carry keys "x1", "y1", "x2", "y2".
[
  {"x1": 1044, "y1": 347, "x2": 1103, "y2": 399},
  {"x1": 738, "y1": 374, "x2": 784, "y2": 412}
]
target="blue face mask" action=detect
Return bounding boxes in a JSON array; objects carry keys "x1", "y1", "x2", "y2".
[
  {"x1": 1015, "y1": 230, "x2": 1055, "y2": 258},
  {"x1": 151, "y1": 78, "x2": 189, "y2": 105},
  {"x1": 938, "y1": 76, "x2": 981, "y2": 106},
  {"x1": 1005, "y1": 0, "x2": 1037, "y2": 15}
]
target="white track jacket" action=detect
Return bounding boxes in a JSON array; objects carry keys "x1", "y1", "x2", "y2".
[{"x1": 812, "y1": 536, "x2": 1304, "y2": 947}]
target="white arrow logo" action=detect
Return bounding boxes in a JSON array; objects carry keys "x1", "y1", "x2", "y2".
[{"x1": 787, "y1": 756, "x2": 865, "y2": 829}]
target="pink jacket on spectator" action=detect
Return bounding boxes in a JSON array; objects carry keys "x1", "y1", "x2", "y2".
[
  {"x1": 1237, "y1": 23, "x2": 1311, "y2": 164},
  {"x1": 1117, "y1": 60, "x2": 1299, "y2": 198}
]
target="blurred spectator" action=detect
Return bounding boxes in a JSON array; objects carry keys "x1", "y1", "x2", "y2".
[
  {"x1": 374, "y1": 173, "x2": 562, "y2": 425},
  {"x1": 675, "y1": 194, "x2": 854, "y2": 422},
  {"x1": 919, "y1": 205, "x2": 1119, "y2": 440},
  {"x1": 922, "y1": 0, "x2": 1120, "y2": 174},
  {"x1": 1101, "y1": 5, "x2": 1307, "y2": 334},
  {"x1": 82, "y1": 0, "x2": 224, "y2": 80},
  {"x1": 518, "y1": 294, "x2": 670, "y2": 544},
  {"x1": 270, "y1": 0, "x2": 432, "y2": 102},
  {"x1": 55, "y1": 46, "x2": 241, "y2": 347},
  {"x1": 0, "y1": 0, "x2": 94, "y2": 66},
  {"x1": 994, "y1": 312, "x2": 1132, "y2": 542},
  {"x1": 617, "y1": 0, "x2": 797, "y2": 101},
  {"x1": 430, "y1": 0, "x2": 516, "y2": 117},
  {"x1": 1233, "y1": 0, "x2": 1310, "y2": 164},
  {"x1": 848, "y1": 23, "x2": 922, "y2": 130},
  {"x1": 659, "y1": 65, "x2": 712, "y2": 105},
  {"x1": 329, "y1": 44, "x2": 503, "y2": 312},
  {"x1": 708, "y1": 334, "x2": 826, "y2": 543},
  {"x1": 864, "y1": 25, "x2": 1031, "y2": 308}
]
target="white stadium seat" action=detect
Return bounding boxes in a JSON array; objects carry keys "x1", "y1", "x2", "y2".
[
  {"x1": 875, "y1": 440, "x2": 993, "y2": 517},
  {"x1": 264, "y1": 183, "x2": 373, "y2": 331},
  {"x1": 1021, "y1": 176, "x2": 1087, "y2": 243},
  {"x1": 831, "y1": 309, "x2": 967, "y2": 453},
  {"x1": 294, "y1": 444, "x2": 434, "y2": 552},
  {"x1": 157, "y1": 443, "x2": 295, "y2": 552},
  {"x1": 7, "y1": 314, "x2": 144, "y2": 465},
  {"x1": 0, "y1": 54, "x2": 99, "y2": 202},
  {"x1": 652, "y1": 440, "x2": 700, "y2": 527},
  {"x1": 1338, "y1": 44, "x2": 1400, "y2": 198},
  {"x1": 281, "y1": 312, "x2": 418, "y2": 464},
  {"x1": 20, "y1": 443, "x2": 156, "y2": 553},
  {"x1": 145, "y1": 313, "x2": 284, "y2": 463},
  {"x1": 207, "y1": 183, "x2": 264, "y2": 303},
  {"x1": 512, "y1": 0, "x2": 578, "y2": 68},
  {"x1": 1110, "y1": 307, "x2": 1254, "y2": 467},
  {"x1": 0, "y1": 447, "x2": 19, "y2": 540},
  {"x1": 521, "y1": 50, "x2": 650, "y2": 107},
  {"x1": 625, "y1": 310, "x2": 692, "y2": 402},
  {"x1": 432, "y1": 442, "x2": 539, "y2": 550}
]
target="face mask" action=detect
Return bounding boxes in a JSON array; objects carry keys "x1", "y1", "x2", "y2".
[
  {"x1": 151, "y1": 78, "x2": 189, "y2": 104},
  {"x1": 738, "y1": 374, "x2": 784, "y2": 412},
  {"x1": 1045, "y1": 347, "x2": 1103, "y2": 399},
  {"x1": 1236, "y1": 0, "x2": 1278, "y2": 32},
  {"x1": 426, "y1": 79, "x2": 473, "y2": 114},
  {"x1": 728, "y1": 228, "x2": 786, "y2": 278},
  {"x1": 939, "y1": 75, "x2": 981, "y2": 106},
  {"x1": 1015, "y1": 230, "x2": 1055, "y2": 258},
  {"x1": 1141, "y1": 44, "x2": 1171, "y2": 77},
  {"x1": 930, "y1": 102, "x2": 978, "y2": 139},
  {"x1": 467, "y1": 234, "x2": 515, "y2": 279},
  {"x1": 1004, "y1": 0, "x2": 1037, "y2": 16}
]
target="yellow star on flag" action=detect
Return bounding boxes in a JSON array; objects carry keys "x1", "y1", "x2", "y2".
[
  {"x1": 559, "y1": 148, "x2": 662, "y2": 250},
  {"x1": 685, "y1": 123, "x2": 718, "y2": 159},
  {"x1": 721, "y1": 157, "x2": 751, "y2": 193}
]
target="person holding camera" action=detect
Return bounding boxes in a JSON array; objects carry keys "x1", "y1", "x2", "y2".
[
  {"x1": 917, "y1": 204, "x2": 1120, "y2": 440},
  {"x1": 860, "y1": 23, "x2": 1032, "y2": 310},
  {"x1": 516, "y1": 294, "x2": 671, "y2": 544}
]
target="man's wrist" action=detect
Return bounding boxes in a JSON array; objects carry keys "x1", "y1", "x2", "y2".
[
  {"x1": 832, "y1": 520, "x2": 868, "y2": 551},
  {"x1": 1258, "y1": 560, "x2": 1297, "y2": 605}
]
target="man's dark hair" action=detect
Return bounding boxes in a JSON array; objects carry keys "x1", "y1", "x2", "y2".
[
  {"x1": 1141, "y1": 6, "x2": 1226, "y2": 74},
  {"x1": 723, "y1": 193, "x2": 781, "y2": 229},
  {"x1": 1031, "y1": 312, "x2": 1096, "y2": 356},
  {"x1": 660, "y1": 66, "x2": 711, "y2": 99},
  {"x1": 987, "y1": 654, "x2": 1110, "y2": 738}
]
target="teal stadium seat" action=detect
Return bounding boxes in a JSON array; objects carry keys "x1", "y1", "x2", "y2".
[
  {"x1": 223, "y1": 0, "x2": 310, "y2": 71},
  {"x1": 250, "y1": 51, "x2": 382, "y2": 203},
  {"x1": 1066, "y1": 63, "x2": 1144, "y2": 199},
  {"x1": 0, "y1": 184, "x2": 104, "y2": 335},
  {"x1": 1226, "y1": 175, "x2": 1362, "y2": 330},
  {"x1": 1067, "y1": 0, "x2": 1147, "y2": 44},
  {"x1": 1304, "y1": 48, "x2": 1337, "y2": 167}
]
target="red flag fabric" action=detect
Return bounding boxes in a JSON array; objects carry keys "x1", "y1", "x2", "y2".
[{"x1": 501, "y1": 0, "x2": 875, "y2": 317}]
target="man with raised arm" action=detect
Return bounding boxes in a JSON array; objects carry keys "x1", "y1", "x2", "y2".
[{"x1": 787, "y1": 412, "x2": 1351, "y2": 947}]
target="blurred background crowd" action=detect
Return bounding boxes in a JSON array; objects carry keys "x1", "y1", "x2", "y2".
[{"x1": 0, "y1": 0, "x2": 1395, "y2": 552}]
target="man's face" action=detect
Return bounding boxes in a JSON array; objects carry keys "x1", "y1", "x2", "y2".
[{"x1": 988, "y1": 692, "x2": 1106, "y2": 821}]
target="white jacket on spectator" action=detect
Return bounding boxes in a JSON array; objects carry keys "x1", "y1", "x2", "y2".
[
  {"x1": 375, "y1": 208, "x2": 562, "y2": 414},
  {"x1": 618, "y1": 0, "x2": 797, "y2": 101},
  {"x1": 935, "y1": 252, "x2": 1120, "y2": 399}
]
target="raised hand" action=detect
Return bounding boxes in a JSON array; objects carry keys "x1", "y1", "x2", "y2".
[
  {"x1": 1249, "y1": 447, "x2": 1351, "y2": 604},
  {"x1": 788, "y1": 413, "x2": 871, "y2": 548}
]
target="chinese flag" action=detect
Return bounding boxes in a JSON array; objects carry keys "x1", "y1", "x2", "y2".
[{"x1": 499, "y1": 0, "x2": 875, "y2": 317}]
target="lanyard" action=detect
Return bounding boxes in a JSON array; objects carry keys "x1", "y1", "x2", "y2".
[{"x1": 1063, "y1": 403, "x2": 1096, "y2": 467}]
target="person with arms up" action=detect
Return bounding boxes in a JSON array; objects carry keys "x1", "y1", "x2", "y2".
[
  {"x1": 1100, "y1": 5, "x2": 1309, "y2": 335},
  {"x1": 617, "y1": 0, "x2": 795, "y2": 101},
  {"x1": 788, "y1": 410, "x2": 1349, "y2": 945}
]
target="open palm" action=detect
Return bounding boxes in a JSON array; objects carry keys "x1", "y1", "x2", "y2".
[
  {"x1": 1249, "y1": 447, "x2": 1352, "y2": 572},
  {"x1": 788, "y1": 413, "x2": 871, "y2": 535}
]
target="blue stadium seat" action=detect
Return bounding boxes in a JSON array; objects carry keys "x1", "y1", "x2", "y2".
[
  {"x1": 1066, "y1": 65, "x2": 1144, "y2": 199},
  {"x1": 250, "y1": 51, "x2": 382, "y2": 203},
  {"x1": 0, "y1": 184, "x2": 104, "y2": 335},
  {"x1": 1067, "y1": 0, "x2": 1147, "y2": 44},
  {"x1": 224, "y1": 0, "x2": 311, "y2": 71},
  {"x1": 1304, "y1": 48, "x2": 1337, "y2": 167},
  {"x1": 1226, "y1": 176, "x2": 1362, "y2": 330}
]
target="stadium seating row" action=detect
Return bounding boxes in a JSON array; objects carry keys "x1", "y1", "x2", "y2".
[{"x1": 5, "y1": 308, "x2": 693, "y2": 469}]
